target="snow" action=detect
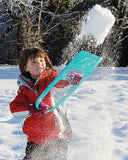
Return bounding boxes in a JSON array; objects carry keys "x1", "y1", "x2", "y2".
[
  {"x1": 0, "y1": 66, "x2": 128, "y2": 160},
  {"x1": 80, "y1": 4, "x2": 115, "y2": 45},
  {"x1": 0, "y1": 4, "x2": 128, "y2": 160}
]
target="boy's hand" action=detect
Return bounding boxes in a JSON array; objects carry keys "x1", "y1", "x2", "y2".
[
  {"x1": 29, "y1": 104, "x2": 39, "y2": 115},
  {"x1": 39, "y1": 101, "x2": 50, "y2": 114},
  {"x1": 67, "y1": 73, "x2": 82, "y2": 85},
  {"x1": 29, "y1": 102, "x2": 50, "y2": 115}
]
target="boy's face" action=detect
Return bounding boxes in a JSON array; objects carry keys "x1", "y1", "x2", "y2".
[{"x1": 24, "y1": 56, "x2": 46, "y2": 79}]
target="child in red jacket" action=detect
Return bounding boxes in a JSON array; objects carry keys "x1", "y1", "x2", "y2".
[
  {"x1": 10, "y1": 47, "x2": 75, "y2": 160},
  {"x1": 10, "y1": 47, "x2": 82, "y2": 160}
]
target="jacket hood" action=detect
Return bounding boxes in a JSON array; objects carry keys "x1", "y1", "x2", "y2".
[
  {"x1": 17, "y1": 74, "x2": 39, "y2": 95},
  {"x1": 17, "y1": 70, "x2": 57, "y2": 95}
]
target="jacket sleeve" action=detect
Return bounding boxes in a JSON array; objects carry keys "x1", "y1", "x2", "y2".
[
  {"x1": 55, "y1": 80, "x2": 69, "y2": 88},
  {"x1": 53, "y1": 70, "x2": 70, "y2": 88},
  {"x1": 10, "y1": 86, "x2": 30, "y2": 119}
]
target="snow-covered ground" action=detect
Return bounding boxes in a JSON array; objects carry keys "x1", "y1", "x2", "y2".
[{"x1": 0, "y1": 65, "x2": 128, "y2": 160}]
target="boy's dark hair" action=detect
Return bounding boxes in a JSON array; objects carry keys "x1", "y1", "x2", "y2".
[{"x1": 19, "y1": 47, "x2": 54, "y2": 74}]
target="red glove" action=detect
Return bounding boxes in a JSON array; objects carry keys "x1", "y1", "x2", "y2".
[
  {"x1": 29, "y1": 102, "x2": 50, "y2": 115},
  {"x1": 39, "y1": 101, "x2": 50, "y2": 114},
  {"x1": 67, "y1": 73, "x2": 82, "y2": 85},
  {"x1": 29, "y1": 104, "x2": 39, "y2": 115}
]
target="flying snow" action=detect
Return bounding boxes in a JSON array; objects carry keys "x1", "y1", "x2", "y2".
[{"x1": 80, "y1": 4, "x2": 115, "y2": 45}]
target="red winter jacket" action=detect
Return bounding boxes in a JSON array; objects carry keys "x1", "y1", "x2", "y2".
[{"x1": 10, "y1": 69, "x2": 72, "y2": 146}]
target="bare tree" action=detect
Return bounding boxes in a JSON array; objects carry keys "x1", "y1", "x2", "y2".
[
  {"x1": 1, "y1": 0, "x2": 127, "y2": 66},
  {"x1": 101, "y1": 0, "x2": 128, "y2": 66},
  {"x1": 2, "y1": 0, "x2": 81, "y2": 65}
]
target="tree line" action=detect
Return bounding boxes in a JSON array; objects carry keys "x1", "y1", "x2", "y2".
[{"x1": 0, "y1": 0, "x2": 128, "y2": 66}]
